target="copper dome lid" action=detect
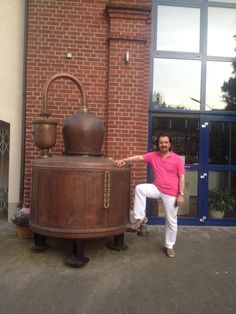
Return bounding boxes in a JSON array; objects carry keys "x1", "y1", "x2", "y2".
[{"x1": 63, "y1": 110, "x2": 105, "y2": 156}]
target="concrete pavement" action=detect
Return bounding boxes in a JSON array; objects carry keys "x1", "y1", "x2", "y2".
[{"x1": 0, "y1": 220, "x2": 235, "y2": 314}]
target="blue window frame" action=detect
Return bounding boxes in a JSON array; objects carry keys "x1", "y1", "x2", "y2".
[{"x1": 148, "y1": 0, "x2": 236, "y2": 225}]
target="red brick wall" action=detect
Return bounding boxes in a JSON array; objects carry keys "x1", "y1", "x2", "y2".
[
  {"x1": 106, "y1": 3, "x2": 151, "y2": 201},
  {"x1": 24, "y1": 0, "x2": 152, "y2": 208}
]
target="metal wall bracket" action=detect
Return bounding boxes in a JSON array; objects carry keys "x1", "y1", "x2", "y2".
[
  {"x1": 201, "y1": 122, "x2": 209, "y2": 128},
  {"x1": 199, "y1": 216, "x2": 206, "y2": 223}
]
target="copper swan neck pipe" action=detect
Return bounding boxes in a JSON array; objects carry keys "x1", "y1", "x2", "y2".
[{"x1": 41, "y1": 73, "x2": 88, "y2": 117}]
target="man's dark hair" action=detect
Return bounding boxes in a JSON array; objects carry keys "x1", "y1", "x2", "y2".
[{"x1": 156, "y1": 133, "x2": 173, "y2": 151}]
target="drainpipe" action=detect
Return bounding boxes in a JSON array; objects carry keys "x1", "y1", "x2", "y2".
[{"x1": 20, "y1": 0, "x2": 29, "y2": 206}]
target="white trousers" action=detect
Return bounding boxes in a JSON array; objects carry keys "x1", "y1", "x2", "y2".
[{"x1": 133, "y1": 183, "x2": 178, "y2": 249}]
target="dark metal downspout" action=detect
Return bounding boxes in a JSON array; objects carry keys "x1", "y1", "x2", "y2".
[{"x1": 20, "y1": 0, "x2": 29, "y2": 206}]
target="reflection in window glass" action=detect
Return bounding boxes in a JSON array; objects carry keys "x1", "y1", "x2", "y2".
[
  {"x1": 208, "y1": 7, "x2": 236, "y2": 57},
  {"x1": 206, "y1": 61, "x2": 234, "y2": 111},
  {"x1": 209, "y1": 1, "x2": 236, "y2": 5},
  {"x1": 152, "y1": 116, "x2": 199, "y2": 164},
  {"x1": 150, "y1": 171, "x2": 198, "y2": 218},
  {"x1": 156, "y1": 5, "x2": 200, "y2": 52},
  {"x1": 152, "y1": 59, "x2": 201, "y2": 110},
  {"x1": 208, "y1": 171, "x2": 236, "y2": 219},
  {"x1": 209, "y1": 121, "x2": 236, "y2": 165}
]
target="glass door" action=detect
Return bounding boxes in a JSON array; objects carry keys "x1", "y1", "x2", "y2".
[
  {"x1": 199, "y1": 115, "x2": 236, "y2": 225},
  {"x1": 148, "y1": 113, "x2": 236, "y2": 226},
  {"x1": 148, "y1": 114, "x2": 200, "y2": 223}
]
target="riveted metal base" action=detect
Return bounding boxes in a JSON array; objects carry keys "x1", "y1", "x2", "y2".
[
  {"x1": 65, "y1": 239, "x2": 89, "y2": 268},
  {"x1": 107, "y1": 233, "x2": 128, "y2": 251},
  {"x1": 65, "y1": 256, "x2": 89, "y2": 268},
  {"x1": 31, "y1": 233, "x2": 48, "y2": 252}
]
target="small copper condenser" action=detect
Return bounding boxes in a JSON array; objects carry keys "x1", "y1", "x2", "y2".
[{"x1": 30, "y1": 73, "x2": 130, "y2": 267}]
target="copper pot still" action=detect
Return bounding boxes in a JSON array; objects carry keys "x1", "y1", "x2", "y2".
[{"x1": 30, "y1": 73, "x2": 131, "y2": 267}]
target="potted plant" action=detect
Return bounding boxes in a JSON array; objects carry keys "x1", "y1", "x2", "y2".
[
  {"x1": 11, "y1": 207, "x2": 32, "y2": 238},
  {"x1": 208, "y1": 188, "x2": 236, "y2": 219}
]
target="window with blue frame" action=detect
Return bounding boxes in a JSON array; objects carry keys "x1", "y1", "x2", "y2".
[
  {"x1": 149, "y1": 0, "x2": 236, "y2": 224},
  {"x1": 151, "y1": 0, "x2": 236, "y2": 112}
]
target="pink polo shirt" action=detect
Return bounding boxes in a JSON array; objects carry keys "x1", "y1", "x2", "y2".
[{"x1": 143, "y1": 151, "x2": 185, "y2": 197}]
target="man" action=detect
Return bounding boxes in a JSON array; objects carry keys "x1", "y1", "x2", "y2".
[{"x1": 116, "y1": 134, "x2": 185, "y2": 258}]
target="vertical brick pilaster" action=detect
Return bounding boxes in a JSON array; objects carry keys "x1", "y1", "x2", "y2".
[{"x1": 106, "y1": 3, "x2": 152, "y2": 205}]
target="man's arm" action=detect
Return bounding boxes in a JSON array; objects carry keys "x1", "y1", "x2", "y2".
[
  {"x1": 116, "y1": 155, "x2": 144, "y2": 167},
  {"x1": 176, "y1": 174, "x2": 185, "y2": 206},
  {"x1": 178, "y1": 174, "x2": 185, "y2": 195}
]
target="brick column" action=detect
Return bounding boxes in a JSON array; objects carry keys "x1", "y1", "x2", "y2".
[{"x1": 106, "y1": 3, "x2": 152, "y2": 206}]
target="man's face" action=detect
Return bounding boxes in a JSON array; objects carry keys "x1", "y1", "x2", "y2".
[{"x1": 158, "y1": 136, "x2": 171, "y2": 153}]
